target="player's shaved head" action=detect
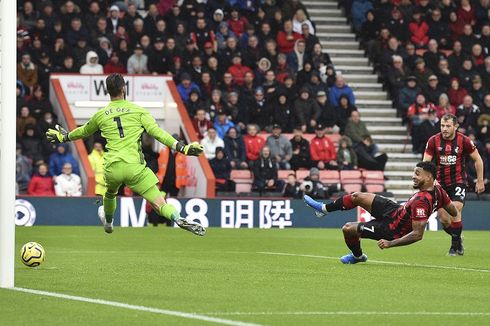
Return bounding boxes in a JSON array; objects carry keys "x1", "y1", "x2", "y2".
[{"x1": 106, "y1": 73, "x2": 126, "y2": 98}]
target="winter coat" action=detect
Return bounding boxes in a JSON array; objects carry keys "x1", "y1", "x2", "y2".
[
  {"x1": 345, "y1": 120, "x2": 370, "y2": 144},
  {"x1": 17, "y1": 61, "x2": 38, "y2": 88},
  {"x1": 352, "y1": 0, "x2": 374, "y2": 30},
  {"x1": 192, "y1": 118, "x2": 213, "y2": 140},
  {"x1": 227, "y1": 64, "x2": 252, "y2": 86},
  {"x1": 48, "y1": 144, "x2": 80, "y2": 177},
  {"x1": 276, "y1": 31, "x2": 303, "y2": 54},
  {"x1": 409, "y1": 21, "x2": 429, "y2": 47},
  {"x1": 210, "y1": 156, "x2": 232, "y2": 180},
  {"x1": 127, "y1": 53, "x2": 149, "y2": 74},
  {"x1": 224, "y1": 134, "x2": 247, "y2": 162},
  {"x1": 28, "y1": 173, "x2": 55, "y2": 196},
  {"x1": 80, "y1": 51, "x2": 103, "y2": 74},
  {"x1": 88, "y1": 149, "x2": 106, "y2": 196},
  {"x1": 16, "y1": 154, "x2": 32, "y2": 192},
  {"x1": 214, "y1": 118, "x2": 235, "y2": 140},
  {"x1": 243, "y1": 134, "x2": 265, "y2": 161},
  {"x1": 329, "y1": 85, "x2": 356, "y2": 107},
  {"x1": 252, "y1": 156, "x2": 278, "y2": 183},
  {"x1": 398, "y1": 86, "x2": 421, "y2": 112},
  {"x1": 201, "y1": 135, "x2": 225, "y2": 160},
  {"x1": 54, "y1": 173, "x2": 82, "y2": 196},
  {"x1": 337, "y1": 147, "x2": 358, "y2": 169},
  {"x1": 310, "y1": 135, "x2": 337, "y2": 162},
  {"x1": 294, "y1": 97, "x2": 321, "y2": 127}
]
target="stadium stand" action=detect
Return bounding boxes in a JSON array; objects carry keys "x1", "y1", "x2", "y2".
[{"x1": 15, "y1": 0, "x2": 490, "y2": 200}]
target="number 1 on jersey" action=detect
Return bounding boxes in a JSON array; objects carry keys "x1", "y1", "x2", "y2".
[{"x1": 113, "y1": 117, "x2": 125, "y2": 138}]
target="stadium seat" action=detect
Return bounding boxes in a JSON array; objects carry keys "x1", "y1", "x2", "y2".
[
  {"x1": 319, "y1": 170, "x2": 340, "y2": 184},
  {"x1": 235, "y1": 183, "x2": 252, "y2": 193},
  {"x1": 231, "y1": 170, "x2": 253, "y2": 193},
  {"x1": 327, "y1": 133, "x2": 341, "y2": 144},
  {"x1": 365, "y1": 184, "x2": 385, "y2": 193},
  {"x1": 296, "y1": 169, "x2": 310, "y2": 182},
  {"x1": 278, "y1": 170, "x2": 294, "y2": 181},
  {"x1": 302, "y1": 133, "x2": 315, "y2": 142},
  {"x1": 340, "y1": 170, "x2": 362, "y2": 182},
  {"x1": 362, "y1": 170, "x2": 385, "y2": 193},
  {"x1": 343, "y1": 183, "x2": 362, "y2": 193}
]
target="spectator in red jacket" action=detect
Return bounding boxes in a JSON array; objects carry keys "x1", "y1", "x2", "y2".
[
  {"x1": 27, "y1": 163, "x2": 55, "y2": 196},
  {"x1": 192, "y1": 108, "x2": 213, "y2": 140},
  {"x1": 409, "y1": 10, "x2": 429, "y2": 48},
  {"x1": 448, "y1": 77, "x2": 468, "y2": 106},
  {"x1": 227, "y1": 54, "x2": 252, "y2": 86},
  {"x1": 276, "y1": 19, "x2": 303, "y2": 54},
  {"x1": 243, "y1": 124, "x2": 265, "y2": 164},
  {"x1": 103, "y1": 51, "x2": 127, "y2": 74},
  {"x1": 310, "y1": 124, "x2": 338, "y2": 170},
  {"x1": 227, "y1": 7, "x2": 249, "y2": 37}
]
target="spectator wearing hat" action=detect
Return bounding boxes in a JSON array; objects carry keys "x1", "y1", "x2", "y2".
[
  {"x1": 107, "y1": 4, "x2": 122, "y2": 34},
  {"x1": 272, "y1": 93, "x2": 293, "y2": 133},
  {"x1": 228, "y1": 54, "x2": 252, "y2": 86},
  {"x1": 266, "y1": 124, "x2": 293, "y2": 170},
  {"x1": 49, "y1": 144, "x2": 80, "y2": 177},
  {"x1": 95, "y1": 36, "x2": 113, "y2": 66},
  {"x1": 211, "y1": 9, "x2": 225, "y2": 31},
  {"x1": 36, "y1": 52, "x2": 55, "y2": 94},
  {"x1": 202, "y1": 41, "x2": 217, "y2": 63},
  {"x1": 294, "y1": 87, "x2": 320, "y2": 133},
  {"x1": 329, "y1": 74, "x2": 355, "y2": 107},
  {"x1": 413, "y1": 57, "x2": 433, "y2": 89},
  {"x1": 28, "y1": 163, "x2": 55, "y2": 196},
  {"x1": 177, "y1": 73, "x2": 200, "y2": 102},
  {"x1": 128, "y1": 44, "x2": 149, "y2": 74},
  {"x1": 310, "y1": 124, "x2": 338, "y2": 170},
  {"x1": 398, "y1": 76, "x2": 422, "y2": 120},
  {"x1": 224, "y1": 127, "x2": 248, "y2": 169},
  {"x1": 423, "y1": 74, "x2": 447, "y2": 105},
  {"x1": 148, "y1": 37, "x2": 170, "y2": 74},
  {"x1": 216, "y1": 22, "x2": 237, "y2": 51},
  {"x1": 192, "y1": 108, "x2": 213, "y2": 140},
  {"x1": 210, "y1": 147, "x2": 235, "y2": 192},
  {"x1": 214, "y1": 112, "x2": 236, "y2": 139},
  {"x1": 80, "y1": 51, "x2": 103, "y2": 74},
  {"x1": 252, "y1": 146, "x2": 283, "y2": 194},
  {"x1": 104, "y1": 51, "x2": 127, "y2": 74},
  {"x1": 300, "y1": 167, "x2": 337, "y2": 199},
  {"x1": 201, "y1": 127, "x2": 225, "y2": 160},
  {"x1": 243, "y1": 124, "x2": 265, "y2": 164},
  {"x1": 409, "y1": 10, "x2": 429, "y2": 48},
  {"x1": 276, "y1": 19, "x2": 303, "y2": 54},
  {"x1": 290, "y1": 127, "x2": 311, "y2": 170}
]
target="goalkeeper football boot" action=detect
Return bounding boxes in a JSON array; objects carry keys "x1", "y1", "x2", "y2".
[
  {"x1": 340, "y1": 252, "x2": 368, "y2": 264},
  {"x1": 98, "y1": 206, "x2": 113, "y2": 234},
  {"x1": 303, "y1": 195, "x2": 327, "y2": 217},
  {"x1": 175, "y1": 218, "x2": 206, "y2": 236}
]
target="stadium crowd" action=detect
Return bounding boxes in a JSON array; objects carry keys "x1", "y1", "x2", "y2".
[{"x1": 14, "y1": 0, "x2": 490, "y2": 198}]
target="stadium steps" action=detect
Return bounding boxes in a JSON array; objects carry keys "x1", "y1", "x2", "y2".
[{"x1": 309, "y1": 0, "x2": 417, "y2": 200}]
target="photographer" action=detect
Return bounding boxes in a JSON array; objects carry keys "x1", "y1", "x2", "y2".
[{"x1": 300, "y1": 167, "x2": 329, "y2": 199}]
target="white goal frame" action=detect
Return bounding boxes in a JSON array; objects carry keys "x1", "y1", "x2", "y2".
[{"x1": 0, "y1": 0, "x2": 17, "y2": 288}]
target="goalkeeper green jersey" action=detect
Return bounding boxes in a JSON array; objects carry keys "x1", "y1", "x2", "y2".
[{"x1": 68, "y1": 99, "x2": 176, "y2": 166}]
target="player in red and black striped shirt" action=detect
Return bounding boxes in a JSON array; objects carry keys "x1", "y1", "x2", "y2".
[
  {"x1": 303, "y1": 162, "x2": 458, "y2": 264},
  {"x1": 423, "y1": 114, "x2": 485, "y2": 256}
]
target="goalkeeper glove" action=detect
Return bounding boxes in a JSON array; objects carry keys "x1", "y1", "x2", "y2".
[
  {"x1": 46, "y1": 124, "x2": 69, "y2": 143},
  {"x1": 175, "y1": 141, "x2": 204, "y2": 156}
]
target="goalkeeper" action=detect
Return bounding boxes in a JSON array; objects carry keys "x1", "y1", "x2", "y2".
[{"x1": 46, "y1": 73, "x2": 205, "y2": 236}]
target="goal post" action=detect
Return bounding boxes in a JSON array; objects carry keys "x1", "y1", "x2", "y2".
[{"x1": 0, "y1": 0, "x2": 17, "y2": 288}]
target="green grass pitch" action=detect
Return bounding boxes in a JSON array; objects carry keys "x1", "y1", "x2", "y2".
[{"x1": 1, "y1": 226, "x2": 490, "y2": 326}]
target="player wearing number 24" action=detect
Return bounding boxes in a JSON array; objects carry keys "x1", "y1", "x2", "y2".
[
  {"x1": 46, "y1": 73, "x2": 206, "y2": 236},
  {"x1": 304, "y1": 162, "x2": 458, "y2": 264}
]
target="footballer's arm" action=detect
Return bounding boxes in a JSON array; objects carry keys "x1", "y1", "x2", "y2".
[
  {"x1": 377, "y1": 220, "x2": 426, "y2": 249},
  {"x1": 66, "y1": 116, "x2": 99, "y2": 141},
  {"x1": 470, "y1": 150, "x2": 486, "y2": 194}
]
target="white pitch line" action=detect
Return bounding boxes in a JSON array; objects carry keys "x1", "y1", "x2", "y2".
[
  {"x1": 257, "y1": 251, "x2": 490, "y2": 273},
  {"x1": 202, "y1": 311, "x2": 490, "y2": 317},
  {"x1": 11, "y1": 287, "x2": 262, "y2": 326}
]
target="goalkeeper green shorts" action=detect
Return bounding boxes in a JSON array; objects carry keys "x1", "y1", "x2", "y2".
[{"x1": 104, "y1": 162, "x2": 158, "y2": 196}]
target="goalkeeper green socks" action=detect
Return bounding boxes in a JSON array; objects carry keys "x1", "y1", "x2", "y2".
[
  {"x1": 103, "y1": 195, "x2": 117, "y2": 223},
  {"x1": 159, "y1": 203, "x2": 180, "y2": 221}
]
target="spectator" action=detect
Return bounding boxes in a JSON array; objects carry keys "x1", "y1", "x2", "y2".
[
  {"x1": 478, "y1": 57, "x2": 490, "y2": 90},
  {"x1": 290, "y1": 127, "x2": 311, "y2": 170},
  {"x1": 448, "y1": 41, "x2": 464, "y2": 72},
  {"x1": 354, "y1": 135, "x2": 388, "y2": 171},
  {"x1": 20, "y1": 124, "x2": 42, "y2": 163},
  {"x1": 287, "y1": 39, "x2": 308, "y2": 72},
  {"x1": 252, "y1": 146, "x2": 282, "y2": 193},
  {"x1": 16, "y1": 106, "x2": 37, "y2": 138},
  {"x1": 201, "y1": 127, "x2": 225, "y2": 160},
  {"x1": 409, "y1": 10, "x2": 429, "y2": 48},
  {"x1": 210, "y1": 147, "x2": 235, "y2": 192},
  {"x1": 448, "y1": 78, "x2": 468, "y2": 107},
  {"x1": 310, "y1": 43, "x2": 331, "y2": 70},
  {"x1": 192, "y1": 108, "x2": 213, "y2": 140},
  {"x1": 459, "y1": 57, "x2": 478, "y2": 90},
  {"x1": 435, "y1": 93, "x2": 456, "y2": 119},
  {"x1": 300, "y1": 167, "x2": 331, "y2": 199},
  {"x1": 294, "y1": 88, "x2": 320, "y2": 133},
  {"x1": 208, "y1": 89, "x2": 230, "y2": 121},
  {"x1": 302, "y1": 23, "x2": 320, "y2": 54},
  {"x1": 424, "y1": 75, "x2": 446, "y2": 105},
  {"x1": 293, "y1": 8, "x2": 315, "y2": 35},
  {"x1": 224, "y1": 127, "x2": 248, "y2": 169},
  {"x1": 457, "y1": 0, "x2": 476, "y2": 26},
  {"x1": 148, "y1": 37, "x2": 170, "y2": 74},
  {"x1": 107, "y1": 5, "x2": 122, "y2": 34},
  {"x1": 423, "y1": 39, "x2": 443, "y2": 73},
  {"x1": 276, "y1": 19, "x2": 303, "y2": 54},
  {"x1": 227, "y1": 7, "x2": 249, "y2": 37},
  {"x1": 272, "y1": 93, "x2": 293, "y2": 133},
  {"x1": 386, "y1": 55, "x2": 409, "y2": 100},
  {"x1": 428, "y1": 9, "x2": 451, "y2": 48},
  {"x1": 186, "y1": 89, "x2": 205, "y2": 117},
  {"x1": 469, "y1": 75, "x2": 487, "y2": 108},
  {"x1": 335, "y1": 94, "x2": 357, "y2": 133},
  {"x1": 54, "y1": 163, "x2": 82, "y2": 197},
  {"x1": 266, "y1": 124, "x2": 293, "y2": 169},
  {"x1": 91, "y1": 17, "x2": 114, "y2": 49},
  {"x1": 310, "y1": 124, "x2": 338, "y2": 170},
  {"x1": 457, "y1": 95, "x2": 480, "y2": 134},
  {"x1": 80, "y1": 51, "x2": 103, "y2": 74},
  {"x1": 418, "y1": 109, "x2": 440, "y2": 154},
  {"x1": 351, "y1": 0, "x2": 374, "y2": 32},
  {"x1": 315, "y1": 91, "x2": 337, "y2": 132},
  {"x1": 191, "y1": 17, "x2": 217, "y2": 51},
  {"x1": 127, "y1": 44, "x2": 149, "y2": 74},
  {"x1": 49, "y1": 144, "x2": 80, "y2": 177},
  {"x1": 227, "y1": 92, "x2": 248, "y2": 130},
  {"x1": 435, "y1": 58, "x2": 453, "y2": 90},
  {"x1": 66, "y1": 16, "x2": 89, "y2": 47},
  {"x1": 16, "y1": 144, "x2": 32, "y2": 193},
  {"x1": 283, "y1": 173, "x2": 302, "y2": 199},
  {"x1": 329, "y1": 74, "x2": 356, "y2": 107},
  {"x1": 398, "y1": 76, "x2": 421, "y2": 120},
  {"x1": 413, "y1": 57, "x2": 433, "y2": 89},
  {"x1": 227, "y1": 54, "x2": 252, "y2": 86},
  {"x1": 88, "y1": 142, "x2": 106, "y2": 196},
  {"x1": 17, "y1": 53, "x2": 38, "y2": 91},
  {"x1": 177, "y1": 73, "x2": 200, "y2": 102},
  {"x1": 345, "y1": 111, "x2": 371, "y2": 145},
  {"x1": 248, "y1": 87, "x2": 271, "y2": 130},
  {"x1": 214, "y1": 112, "x2": 235, "y2": 139},
  {"x1": 407, "y1": 93, "x2": 436, "y2": 151},
  {"x1": 27, "y1": 163, "x2": 55, "y2": 196},
  {"x1": 104, "y1": 51, "x2": 127, "y2": 74},
  {"x1": 337, "y1": 136, "x2": 358, "y2": 170},
  {"x1": 216, "y1": 22, "x2": 237, "y2": 51},
  {"x1": 243, "y1": 124, "x2": 265, "y2": 164}
]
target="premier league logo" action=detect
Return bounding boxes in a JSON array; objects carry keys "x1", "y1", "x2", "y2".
[{"x1": 15, "y1": 199, "x2": 37, "y2": 226}]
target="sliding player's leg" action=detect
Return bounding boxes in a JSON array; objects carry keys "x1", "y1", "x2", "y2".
[
  {"x1": 304, "y1": 192, "x2": 376, "y2": 217},
  {"x1": 339, "y1": 221, "x2": 368, "y2": 264}
]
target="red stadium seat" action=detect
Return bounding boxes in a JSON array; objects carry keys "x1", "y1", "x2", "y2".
[
  {"x1": 302, "y1": 133, "x2": 315, "y2": 142},
  {"x1": 365, "y1": 184, "x2": 385, "y2": 193},
  {"x1": 296, "y1": 169, "x2": 310, "y2": 182},
  {"x1": 361, "y1": 170, "x2": 384, "y2": 181},
  {"x1": 343, "y1": 183, "x2": 362, "y2": 193},
  {"x1": 319, "y1": 170, "x2": 340, "y2": 184},
  {"x1": 278, "y1": 170, "x2": 294, "y2": 181},
  {"x1": 327, "y1": 133, "x2": 341, "y2": 144},
  {"x1": 231, "y1": 170, "x2": 253, "y2": 184},
  {"x1": 236, "y1": 183, "x2": 252, "y2": 193},
  {"x1": 340, "y1": 170, "x2": 362, "y2": 183},
  {"x1": 362, "y1": 170, "x2": 385, "y2": 193}
]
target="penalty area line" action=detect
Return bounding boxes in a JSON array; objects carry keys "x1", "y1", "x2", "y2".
[
  {"x1": 11, "y1": 287, "x2": 262, "y2": 326},
  {"x1": 257, "y1": 251, "x2": 490, "y2": 273}
]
